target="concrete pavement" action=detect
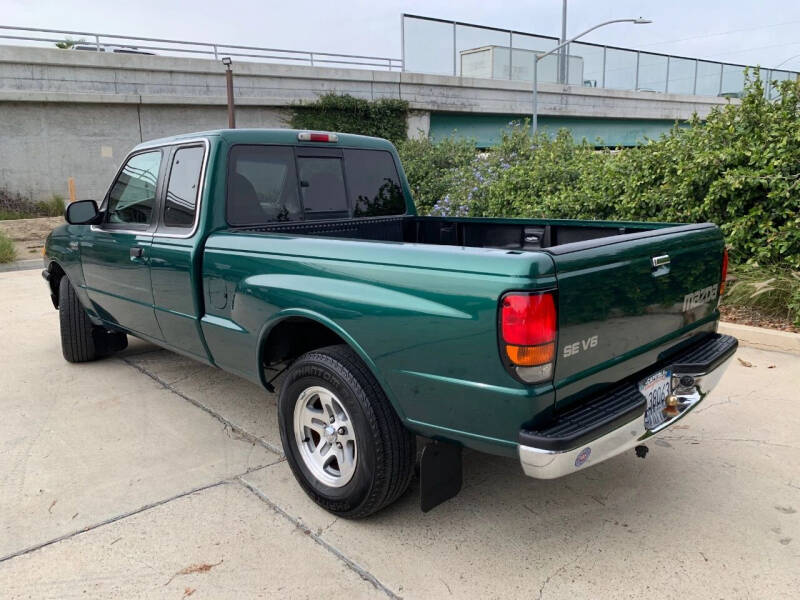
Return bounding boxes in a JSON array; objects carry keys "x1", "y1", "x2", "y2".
[{"x1": 1, "y1": 268, "x2": 798, "y2": 599}]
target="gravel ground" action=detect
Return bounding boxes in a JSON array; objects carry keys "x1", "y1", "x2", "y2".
[{"x1": 0, "y1": 216, "x2": 63, "y2": 259}]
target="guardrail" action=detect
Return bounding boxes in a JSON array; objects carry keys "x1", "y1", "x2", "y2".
[
  {"x1": 0, "y1": 25, "x2": 403, "y2": 70},
  {"x1": 401, "y1": 14, "x2": 799, "y2": 99}
]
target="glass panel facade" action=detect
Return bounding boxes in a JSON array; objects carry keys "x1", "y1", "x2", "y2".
[
  {"x1": 720, "y1": 65, "x2": 746, "y2": 97},
  {"x1": 667, "y1": 57, "x2": 696, "y2": 94},
  {"x1": 604, "y1": 48, "x2": 637, "y2": 90},
  {"x1": 400, "y1": 15, "x2": 799, "y2": 96},
  {"x1": 695, "y1": 61, "x2": 722, "y2": 96},
  {"x1": 637, "y1": 53, "x2": 668, "y2": 92},
  {"x1": 403, "y1": 17, "x2": 455, "y2": 75},
  {"x1": 568, "y1": 42, "x2": 605, "y2": 87}
]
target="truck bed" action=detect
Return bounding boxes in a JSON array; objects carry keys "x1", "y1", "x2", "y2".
[
  {"x1": 231, "y1": 214, "x2": 676, "y2": 251},
  {"x1": 224, "y1": 214, "x2": 725, "y2": 415}
]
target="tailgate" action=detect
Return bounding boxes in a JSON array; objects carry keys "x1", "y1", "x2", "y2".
[{"x1": 549, "y1": 224, "x2": 725, "y2": 411}]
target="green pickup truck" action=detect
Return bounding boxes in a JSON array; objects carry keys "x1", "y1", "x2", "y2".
[{"x1": 43, "y1": 129, "x2": 737, "y2": 517}]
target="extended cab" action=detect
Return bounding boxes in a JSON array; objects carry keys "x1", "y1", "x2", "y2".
[{"x1": 43, "y1": 129, "x2": 737, "y2": 517}]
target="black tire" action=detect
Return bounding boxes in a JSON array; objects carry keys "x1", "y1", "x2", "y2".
[
  {"x1": 58, "y1": 277, "x2": 127, "y2": 362},
  {"x1": 278, "y1": 344, "x2": 416, "y2": 518}
]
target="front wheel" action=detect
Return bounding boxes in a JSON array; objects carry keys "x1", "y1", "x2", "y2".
[
  {"x1": 58, "y1": 277, "x2": 127, "y2": 363},
  {"x1": 277, "y1": 344, "x2": 415, "y2": 518}
]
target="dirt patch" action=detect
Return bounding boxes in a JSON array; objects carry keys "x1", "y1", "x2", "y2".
[
  {"x1": 0, "y1": 217, "x2": 64, "y2": 259},
  {"x1": 720, "y1": 304, "x2": 799, "y2": 333}
]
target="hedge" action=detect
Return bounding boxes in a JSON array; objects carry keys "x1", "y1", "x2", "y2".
[
  {"x1": 289, "y1": 93, "x2": 409, "y2": 145},
  {"x1": 396, "y1": 74, "x2": 800, "y2": 270}
]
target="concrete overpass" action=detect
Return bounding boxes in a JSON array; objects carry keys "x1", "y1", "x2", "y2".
[{"x1": 0, "y1": 45, "x2": 732, "y2": 201}]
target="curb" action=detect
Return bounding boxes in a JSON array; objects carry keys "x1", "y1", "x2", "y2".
[
  {"x1": 0, "y1": 259, "x2": 41, "y2": 273},
  {"x1": 719, "y1": 321, "x2": 800, "y2": 355}
]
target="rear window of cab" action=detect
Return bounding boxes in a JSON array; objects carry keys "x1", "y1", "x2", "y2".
[{"x1": 227, "y1": 145, "x2": 406, "y2": 226}]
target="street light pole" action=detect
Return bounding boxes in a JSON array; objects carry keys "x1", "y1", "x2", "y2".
[
  {"x1": 222, "y1": 56, "x2": 236, "y2": 129},
  {"x1": 558, "y1": 0, "x2": 568, "y2": 84},
  {"x1": 532, "y1": 17, "x2": 652, "y2": 137},
  {"x1": 774, "y1": 53, "x2": 800, "y2": 68}
]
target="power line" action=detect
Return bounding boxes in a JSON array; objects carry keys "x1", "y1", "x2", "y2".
[
  {"x1": 710, "y1": 40, "x2": 800, "y2": 60},
  {"x1": 639, "y1": 19, "x2": 800, "y2": 49}
]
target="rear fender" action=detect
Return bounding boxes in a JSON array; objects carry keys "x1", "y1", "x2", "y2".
[{"x1": 255, "y1": 308, "x2": 408, "y2": 421}]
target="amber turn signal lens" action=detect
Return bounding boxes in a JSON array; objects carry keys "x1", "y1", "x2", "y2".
[{"x1": 505, "y1": 343, "x2": 554, "y2": 366}]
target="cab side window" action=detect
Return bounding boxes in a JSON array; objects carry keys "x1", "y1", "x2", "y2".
[
  {"x1": 164, "y1": 146, "x2": 204, "y2": 229},
  {"x1": 106, "y1": 150, "x2": 162, "y2": 226}
]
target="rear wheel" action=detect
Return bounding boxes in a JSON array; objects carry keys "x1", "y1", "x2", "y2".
[
  {"x1": 58, "y1": 277, "x2": 127, "y2": 363},
  {"x1": 278, "y1": 344, "x2": 415, "y2": 518}
]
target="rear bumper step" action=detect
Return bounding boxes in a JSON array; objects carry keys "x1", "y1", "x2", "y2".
[{"x1": 518, "y1": 333, "x2": 737, "y2": 479}]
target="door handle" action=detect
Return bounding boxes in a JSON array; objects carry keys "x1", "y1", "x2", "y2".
[
  {"x1": 130, "y1": 247, "x2": 144, "y2": 259},
  {"x1": 651, "y1": 255, "x2": 670, "y2": 268}
]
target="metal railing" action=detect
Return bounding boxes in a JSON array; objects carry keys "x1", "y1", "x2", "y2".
[
  {"x1": 0, "y1": 25, "x2": 403, "y2": 70},
  {"x1": 401, "y1": 14, "x2": 799, "y2": 99}
]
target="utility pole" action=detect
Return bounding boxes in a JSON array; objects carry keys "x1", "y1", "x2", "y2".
[
  {"x1": 558, "y1": 0, "x2": 568, "y2": 84},
  {"x1": 222, "y1": 57, "x2": 236, "y2": 129}
]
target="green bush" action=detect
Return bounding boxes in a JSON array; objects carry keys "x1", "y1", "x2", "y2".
[
  {"x1": 396, "y1": 136, "x2": 478, "y2": 214},
  {"x1": 402, "y1": 73, "x2": 800, "y2": 269},
  {"x1": 0, "y1": 231, "x2": 16, "y2": 263},
  {"x1": 289, "y1": 93, "x2": 409, "y2": 145},
  {"x1": 35, "y1": 195, "x2": 66, "y2": 217},
  {"x1": 0, "y1": 188, "x2": 31, "y2": 220}
]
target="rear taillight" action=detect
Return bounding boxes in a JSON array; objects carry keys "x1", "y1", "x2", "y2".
[
  {"x1": 297, "y1": 131, "x2": 339, "y2": 142},
  {"x1": 500, "y1": 292, "x2": 556, "y2": 383},
  {"x1": 719, "y1": 248, "x2": 729, "y2": 296}
]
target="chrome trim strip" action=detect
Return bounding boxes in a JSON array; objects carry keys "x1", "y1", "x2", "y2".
[
  {"x1": 90, "y1": 137, "x2": 210, "y2": 239},
  {"x1": 519, "y1": 352, "x2": 735, "y2": 479}
]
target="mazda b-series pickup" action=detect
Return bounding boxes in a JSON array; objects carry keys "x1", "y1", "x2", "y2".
[{"x1": 43, "y1": 129, "x2": 737, "y2": 517}]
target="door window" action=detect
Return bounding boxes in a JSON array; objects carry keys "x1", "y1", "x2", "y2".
[
  {"x1": 106, "y1": 150, "x2": 162, "y2": 226},
  {"x1": 164, "y1": 145, "x2": 204, "y2": 229}
]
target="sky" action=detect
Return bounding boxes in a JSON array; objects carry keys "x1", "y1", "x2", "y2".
[{"x1": 4, "y1": 0, "x2": 800, "y2": 71}]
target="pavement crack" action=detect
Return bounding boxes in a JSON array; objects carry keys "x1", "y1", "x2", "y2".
[
  {"x1": 236, "y1": 476, "x2": 401, "y2": 600},
  {"x1": 120, "y1": 356, "x2": 284, "y2": 457},
  {"x1": 658, "y1": 435, "x2": 799, "y2": 450},
  {"x1": 537, "y1": 540, "x2": 591, "y2": 600},
  {"x1": 439, "y1": 578, "x2": 452, "y2": 595},
  {"x1": 0, "y1": 479, "x2": 231, "y2": 564},
  {"x1": 319, "y1": 517, "x2": 338, "y2": 536}
]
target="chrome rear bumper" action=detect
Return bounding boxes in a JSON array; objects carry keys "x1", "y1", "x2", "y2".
[{"x1": 519, "y1": 334, "x2": 737, "y2": 479}]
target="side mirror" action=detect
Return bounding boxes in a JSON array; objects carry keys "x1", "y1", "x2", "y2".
[{"x1": 65, "y1": 200, "x2": 102, "y2": 225}]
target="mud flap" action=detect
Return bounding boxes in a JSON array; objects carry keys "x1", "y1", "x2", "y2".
[{"x1": 419, "y1": 441, "x2": 462, "y2": 513}]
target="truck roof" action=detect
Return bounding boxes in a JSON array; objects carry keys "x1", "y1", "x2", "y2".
[{"x1": 133, "y1": 128, "x2": 397, "y2": 152}]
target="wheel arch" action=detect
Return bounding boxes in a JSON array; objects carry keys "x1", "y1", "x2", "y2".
[
  {"x1": 45, "y1": 260, "x2": 67, "y2": 308},
  {"x1": 256, "y1": 309, "x2": 407, "y2": 421}
]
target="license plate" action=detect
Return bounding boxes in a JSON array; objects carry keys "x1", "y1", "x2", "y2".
[{"x1": 639, "y1": 368, "x2": 671, "y2": 430}]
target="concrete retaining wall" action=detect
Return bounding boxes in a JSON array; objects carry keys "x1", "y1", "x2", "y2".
[
  {"x1": 0, "y1": 100, "x2": 288, "y2": 201},
  {"x1": 0, "y1": 45, "x2": 734, "y2": 201}
]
